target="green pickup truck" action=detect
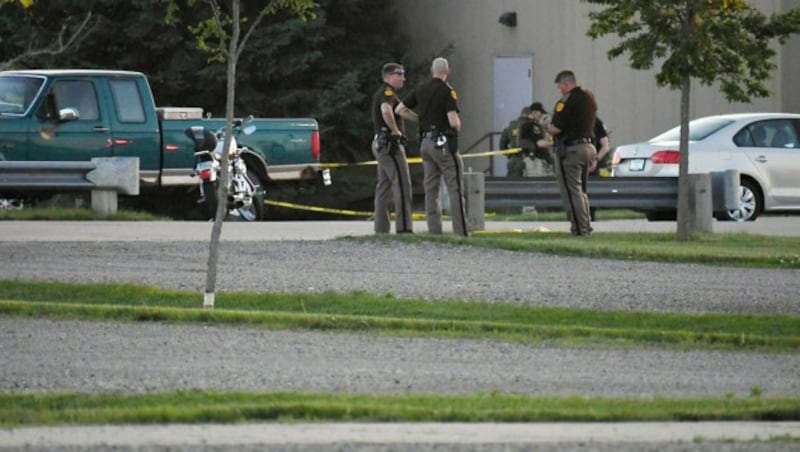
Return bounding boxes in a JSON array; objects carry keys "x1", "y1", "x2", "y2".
[{"x1": 0, "y1": 69, "x2": 322, "y2": 217}]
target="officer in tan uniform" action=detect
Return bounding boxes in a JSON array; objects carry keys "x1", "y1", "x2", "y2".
[
  {"x1": 371, "y1": 62, "x2": 413, "y2": 234},
  {"x1": 549, "y1": 70, "x2": 597, "y2": 237},
  {"x1": 395, "y1": 57, "x2": 468, "y2": 236}
]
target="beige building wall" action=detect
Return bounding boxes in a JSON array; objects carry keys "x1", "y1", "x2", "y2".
[
  {"x1": 394, "y1": 0, "x2": 799, "y2": 174},
  {"x1": 783, "y1": 0, "x2": 800, "y2": 113}
]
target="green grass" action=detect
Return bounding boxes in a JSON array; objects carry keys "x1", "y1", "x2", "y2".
[
  {"x1": 2, "y1": 281, "x2": 799, "y2": 352},
  {"x1": 1, "y1": 391, "x2": 799, "y2": 425},
  {"x1": 365, "y1": 231, "x2": 800, "y2": 269},
  {"x1": 0, "y1": 207, "x2": 167, "y2": 221},
  {"x1": 488, "y1": 208, "x2": 645, "y2": 221}
]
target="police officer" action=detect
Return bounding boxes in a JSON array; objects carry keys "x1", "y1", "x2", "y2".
[
  {"x1": 549, "y1": 70, "x2": 597, "y2": 237},
  {"x1": 395, "y1": 57, "x2": 468, "y2": 236},
  {"x1": 520, "y1": 102, "x2": 554, "y2": 175},
  {"x1": 588, "y1": 116, "x2": 611, "y2": 221},
  {"x1": 589, "y1": 116, "x2": 611, "y2": 177},
  {"x1": 500, "y1": 106, "x2": 530, "y2": 177},
  {"x1": 371, "y1": 62, "x2": 413, "y2": 234}
]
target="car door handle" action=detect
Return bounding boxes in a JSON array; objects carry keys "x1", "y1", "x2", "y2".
[
  {"x1": 755, "y1": 156, "x2": 767, "y2": 163},
  {"x1": 93, "y1": 126, "x2": 110, "y2": 133}
]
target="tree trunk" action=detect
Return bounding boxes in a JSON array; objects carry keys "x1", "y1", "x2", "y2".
[
  {"x1": 204, "y1": 0, "x2": 242, "y2": 308},
  {"x1": 676, "y1": 74, "x2": 691, "y2": 241},
  {"x1": 676, "y1": 2, "x2": 697, "y2": 242}
]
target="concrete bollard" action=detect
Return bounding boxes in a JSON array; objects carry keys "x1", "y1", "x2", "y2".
[
  {"x1": 91, "y1": 189, "x2": 118, "y2": 215},
  {"x1": 711, "y1": 169, "x2": 740, "y2": 212},
  {"x1": 688, "y1": 173, "x2": 713, "y2": 233},
  {"x1": 463, "y1": 172, "x2": 485, "y2": 231}
]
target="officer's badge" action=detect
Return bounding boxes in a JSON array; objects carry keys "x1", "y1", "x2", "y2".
[
  {"x1": 450, "y1": 89, "x2": 458, "y2": 100},
  {"x1": 384, "y1": 89, "x2": 394, "y2": 97},
  {"x1": 532, "y1": 125, "x2": 541, "y2": 135},
  {"x1": 555, "y1": 102, "x2": 565, "y2": 113}
]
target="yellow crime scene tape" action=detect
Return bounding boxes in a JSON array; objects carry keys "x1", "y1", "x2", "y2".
[
  {"x1": 319, "y1": 148, "x2": 521, "y2": 169},
  {"x1": 268, "y1": 147, "x2": 520, "y2": 218},
  {"x1": 264, "y1": 199, "x2": 427, "y2": 220}
]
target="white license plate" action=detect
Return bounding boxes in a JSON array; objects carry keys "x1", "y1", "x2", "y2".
[
  {"x1": 196, "y1": 161, "x2": 214, "y2": 171},
  {"x1": 629, "y1": 159, "x2": 646, "y2": 172}
]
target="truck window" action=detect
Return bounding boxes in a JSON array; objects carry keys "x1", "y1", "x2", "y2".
[
  {"x1": 0, "y1": 75, "x2": 44, "y2": 115},
  {"x1": 109, "y1": 79, "x2": 146, "y2": 123},
  {"x1": 52, "y1": 80, "x2": 99, "y2": 120}
]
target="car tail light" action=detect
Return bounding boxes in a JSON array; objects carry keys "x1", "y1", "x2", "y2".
[
  {"x1": 651, "y1": 150, "x2": 680, "y2": 164},
  {"x1": 311, "y1": 130, "x2": 320, "y2": 160}
]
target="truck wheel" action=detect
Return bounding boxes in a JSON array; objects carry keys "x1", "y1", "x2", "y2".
[
  {"x1": 202, "y1": 180, "x2": 219, "y2": 220},
  {"x1": 232, "y1": 170, "x2": 265, "y2": 221}
]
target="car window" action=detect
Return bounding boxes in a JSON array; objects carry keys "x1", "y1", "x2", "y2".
[
  {"x1": 736, "y1": 119, "x2": 799, "y2": 149},
  {"x1": 650, "y1": 117, "x2": 733, "y2": 142},
  {"x1": 52, "y1": 80, "x2": 100, "y2": 121},
  {"x1": 767, "y1": 121, "x2": 799, "y2": 148},
  {"x1": 734, "y1": 123, "x2": 769, "y2": 147}
]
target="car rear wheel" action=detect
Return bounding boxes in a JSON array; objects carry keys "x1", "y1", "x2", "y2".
[{"x1": 715, "y1": 179, "x2": 760, "y2": 222}]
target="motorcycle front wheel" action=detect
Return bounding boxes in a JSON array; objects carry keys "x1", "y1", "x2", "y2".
[
  {"x1": 231, "y1": 169, "x2": 265, "y2": 221},
  {"x1": 202, "y1": 180, "x2": 219, "y2": 220}
]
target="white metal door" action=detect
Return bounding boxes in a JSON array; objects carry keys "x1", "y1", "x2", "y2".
[{"x1": 493, "y1": 56, "x2": 533, "y2": 176}]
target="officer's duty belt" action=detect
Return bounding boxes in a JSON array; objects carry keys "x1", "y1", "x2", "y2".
[{"x1": 565, "y1": 137, "x2": 593, "y2": 145}]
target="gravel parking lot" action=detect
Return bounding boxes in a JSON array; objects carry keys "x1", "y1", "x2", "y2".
[{"x1": 1, "y1": 221, "x2": 798, "y2": 450}]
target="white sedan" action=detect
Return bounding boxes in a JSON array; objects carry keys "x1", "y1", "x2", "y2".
[{"x1": 612, "y1": 113, "x2": 800, "y2": 221}]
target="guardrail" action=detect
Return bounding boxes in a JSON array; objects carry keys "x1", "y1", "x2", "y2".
[
  {"x1": 0, "y1": 157, "x2": 139, "y2": 214},
  {"x1": 484, "y1": 176, "x2": 679, "y2": 210},
  {"x1": 483, "y1": 171, "x2": 738, "y2": 213}
]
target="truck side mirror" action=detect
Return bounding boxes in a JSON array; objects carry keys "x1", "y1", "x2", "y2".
[{"x1": 58, "y1": 107, "x2": 79, "y2": 121}]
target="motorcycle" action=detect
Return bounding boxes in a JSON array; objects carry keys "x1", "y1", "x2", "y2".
[{"x1": 184, "y1": 118, "x2": 265, "y2": 221}]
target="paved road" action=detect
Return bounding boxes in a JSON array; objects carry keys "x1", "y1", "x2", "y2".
[
  {"x1": 1, "y1": 215, "x2": 799, "y2": 242},
  {"x1": 2, "y1": 422, "x2": 799, "y2": 451}
]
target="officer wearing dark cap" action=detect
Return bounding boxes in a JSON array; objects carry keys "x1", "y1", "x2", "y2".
[
  {"x1": 395, "y1": 57, "x2": 468, "y2": 236},
  {"x1": 499, "y1": 106, "x2": 531, "y2": 177},
  {"x1": 371, "y1": 62, "x2": 413, "y2": 234},
  {"x1": 521, "y1": 102, "x2": 554, "y2": 172},
  {"x1": 548, "y1": 70, "x2": 597, "y2": 237}
]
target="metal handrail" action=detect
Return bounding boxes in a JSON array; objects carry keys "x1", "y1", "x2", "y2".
[
  {"x1": 463, "y1": 131, "x2": 503, "y2": 155},
  {"x1": 463, "y1": 131, "x2": 503, "y2": 174}
]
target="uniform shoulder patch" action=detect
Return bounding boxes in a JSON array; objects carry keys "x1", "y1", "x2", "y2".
[
  {"x1": 450, "y1": 89, "x2": 458, "y2": 100},
  {"x1": 384, "y1": 89, "x2": 394, "y2": 97},
  {"x1": 555, "y1": 102, "x2": 565, "y2": 113}
]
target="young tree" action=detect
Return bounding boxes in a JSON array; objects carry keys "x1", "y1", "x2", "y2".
[
  {"x1": 583, "y1": 0, "x2": 800, "y2": 240},
  {"x1": 168, "y1": 0, "x2": 316, "y2": 308}
]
